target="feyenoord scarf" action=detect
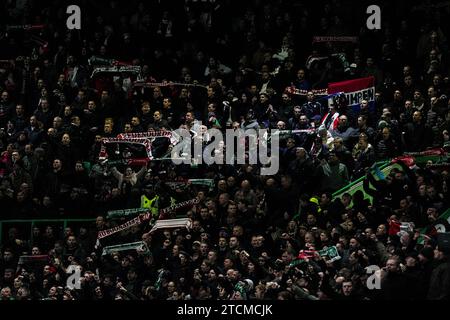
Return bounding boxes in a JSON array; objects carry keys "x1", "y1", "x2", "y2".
[
  {"x1": 97, "y1": 212, "x2": 152, "y2": 239},
  {"x1": 158, "y1": 198, "x2": 200, "y2": 218},
  {"x1": 117, "y1": 131, "x2": 179, "y2": 145},
  {"x1": 101, "y1": 137, "x2": 153, "y2": 159}
]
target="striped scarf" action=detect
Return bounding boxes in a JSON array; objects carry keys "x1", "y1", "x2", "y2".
[
  {"x1": 102, "y1": 241, "x2": 149, "y2": 256},
  {"x1": 158, "y1": 198, "x2": 199, "y2": 218},
  {"x1": 149, "y1": 218, "x2": 192, "y2": 234},
  {"x1": 101, "y1": 137, "x2": 153, "y2": 159},
  {"x1": 97, "y1": 212, "x2": 152, "y2": 239}
]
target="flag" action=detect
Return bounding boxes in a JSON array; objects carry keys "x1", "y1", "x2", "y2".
[
  {"x1": 318, "y1": 246, "x2": 341, "y2": 262},
  {"x1": 328, "y1": 76, "x2": 375, "y2": 113},
  {"x1": 418, "y1": 209, "x2": 450, "y2": 244}
]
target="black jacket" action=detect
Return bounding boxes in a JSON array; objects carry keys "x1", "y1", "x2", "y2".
[{"x1": 427, "y1": 257, "x2": 450, "y2": 300}]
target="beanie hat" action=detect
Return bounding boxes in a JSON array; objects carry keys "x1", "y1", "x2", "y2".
[
  {"x1": 420, "y1": 246, "x2": 434, "y2": 261},
  {"x1": 378, "y1": 120, "x2": 389, "y2": 129}
]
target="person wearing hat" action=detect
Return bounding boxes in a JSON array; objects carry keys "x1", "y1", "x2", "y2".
[{"x1": 427, "y1": 234, "x2": 450, "y2": 299}]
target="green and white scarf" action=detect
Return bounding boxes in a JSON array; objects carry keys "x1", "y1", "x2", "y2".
[
  {"x1": 107, "y1": 207, "x2": 149, "y2": 219},
  {"x1": 102, "y1": 241, "x2": 149, "y2": 256},
  {"x1": 149, "y1": 218, "x2": 192, "y2": 234}
]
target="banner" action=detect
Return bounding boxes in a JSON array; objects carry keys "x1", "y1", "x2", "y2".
[
  {"x1": 102, "y1": 241, "x2": 149, "y2": 256},
  {"x1": 332, "y1": 161, "x2": 403, "y2": 202},
  {"x1": 107, "y1": 207, "x2": 150, "y2": 219},
  {"x1": 328, "y1": 76, "x2": 375, "y2": 113}
]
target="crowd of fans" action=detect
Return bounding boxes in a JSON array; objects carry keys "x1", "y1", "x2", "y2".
[{"x1": 1, "y1": 0, "x2": 450, "y2": 300}]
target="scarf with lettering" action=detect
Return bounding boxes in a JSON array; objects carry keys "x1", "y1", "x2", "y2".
[
  {"x1": 158, "y1": 198, "x2": 200, "y2": 219},
  {"x1": 107, "y1": 207, "x2": 150, "y2": 219},
  {"x1": 133, "y1": 80, "x2": 208, "y2": 89},
  {"x1": 6, "y1": 24, "x2": 45, "y2": 31},
  {"x1": 165, "y1": 179, "x2": 215, "y2": 191},
  {"x1": 149, "y1": 218, "x2": 192, "y2": 234},
  {"x1": 117, "y1": 131, "x2": 179, "y2": 145},
  {"x1": 97, "y1": 212, "x2": 152, "y2": 239},
  {"x1": 88, "y1": 56, "x2": 131, "y2": 67},
  {"x1": 312, "y1": 36, "x2": 358, "y2": 43},
  {"x1": 101, "y1": 137, "x2": 153, "y2": 159},
  {"x1": 102, "y1": 241, "x2": 149, "y2": 256},
  {"x1": 91, "y1": 66, "x2": 141, "y2": 78}
]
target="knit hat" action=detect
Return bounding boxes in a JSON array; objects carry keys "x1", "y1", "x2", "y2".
[
  {"x1": 378, "y1": 120, "x2": 389, "y2": 129},
  {"x1": 419, "y1": 246, "x2": 434, "y2": 261}
]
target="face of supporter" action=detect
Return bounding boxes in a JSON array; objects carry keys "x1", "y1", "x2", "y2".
[
  {"x1": 153, "y1": 87, "x2": 162, "y2": 98},
  {"x1": 62, "y1": 134, "x2": 70, "y2": 145},
  {"x1": 124, "y1": 124, "x2": 132, "y2": 132},
  {"x1": 30, "y1": 116, "x2": 37, "y2": 127},
  {"x1": 229, "y1": 237, "x2": 239, "y2": 249},
  {"x1": 67, "y1": 236, "x2": 77, "y2": 247},
  {"x1": 339, "y1": 116, "x2": 348, "y2": 127},
  {"x1": 185, "y1": 112, "x2": 194, "y2": 123},
  {"x1": 53, "y1": 159, "x2": 62, "y2": 170},
  {"x1": 131, "y1": 117, "x2": 140, "y2": 126},
  {"x1": 141, "y1": 103, "x2": 150, "y2": 114},
  {"x1": 342, "y1": 282, "x2": 353, "y2": 296},
  {"x1": 153, "y1": 111, "x2": 161, "y2": 121},
  {"x1": 104, "y1": 123, "x2": 112, "y2": 133},
  {"x1": 299, "y1": 116, "x2": 308, "y2": 126},
  {"x1": 385, "y1": 259, "x2": 399, "y2": 273},
  {"x1": 101, "y1": 91, "x2": 109, "y2": 101}
]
